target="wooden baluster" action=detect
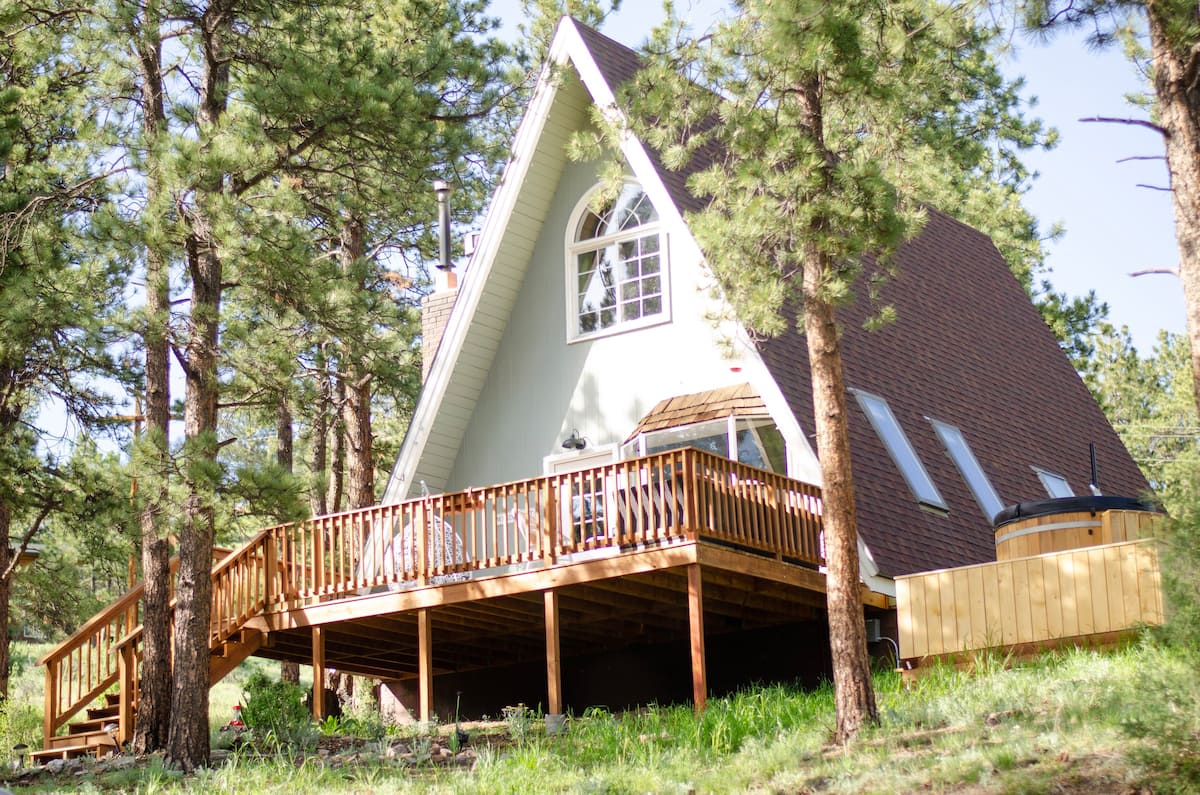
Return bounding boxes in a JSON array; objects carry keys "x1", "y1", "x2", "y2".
[
  {"x1": 542, "y1": 483, "x2": 557, "y2": 565},
  {"x1": 314, "y1": 518, "x2": 326, "y2": 596},
  {"x1": 416, "y1": 502, "x2": 428, "y2": 586},
  {"x1": 263, "y1": 530, "x2": 277, "y2": 610}
]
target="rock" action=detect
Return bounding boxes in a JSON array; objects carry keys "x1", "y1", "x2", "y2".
[{"x1": 45, "y1": 760, "x2": 64, "y2": 774}]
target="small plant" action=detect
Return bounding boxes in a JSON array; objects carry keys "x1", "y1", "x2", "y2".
[
  {"x1": 240, "y1": 671, "x2": 314, "y2": 751},
  {"x1": 503, "y1": 702, "x2": 536, "y2": 742},
  {"x1": 317, "y1": 714, "x2": 343, "y2": 736}
]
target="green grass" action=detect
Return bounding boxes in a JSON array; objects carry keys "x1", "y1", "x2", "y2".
[{"x1": 9, "y1": 637, "x2": 1200, "y2": 793}]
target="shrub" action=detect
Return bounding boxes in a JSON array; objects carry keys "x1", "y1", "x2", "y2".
[
  {"x1": 240, "y1": 671, "x2": 314, "y2": 751},
  {"x1": 1158, "y1": 468, "x2": 1200, "y2": 649}
]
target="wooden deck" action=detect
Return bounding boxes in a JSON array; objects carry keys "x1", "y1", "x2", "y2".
[{"x1": 39, "y1": 448, "x2": 867, "y2": 753}]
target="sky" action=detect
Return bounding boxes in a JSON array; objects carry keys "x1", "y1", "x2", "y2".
[{"x1": 488, "y1": 0, "x2": 1186, "y2": 355}]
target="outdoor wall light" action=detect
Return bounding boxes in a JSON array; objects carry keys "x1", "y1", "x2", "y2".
[{"x1": 561, "y1": 430, "x2": 587, "y2": 450}]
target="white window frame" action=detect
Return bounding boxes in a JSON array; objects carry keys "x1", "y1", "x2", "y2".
[
  {"x1": 1033, "y1": 466, "x2": 1075, "y2": 499},
  {"x1": 929, "y1": 418, "x2": 1005, "y2": 522},
  {"x1": 565, "y1": 181, "x2": 670, "y2": 343},
  {"x1": 851, "y1": 389, "x2": 947, "y2": 511}
]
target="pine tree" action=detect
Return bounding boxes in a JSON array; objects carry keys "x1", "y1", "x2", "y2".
[
  {"x1": 601, "y1": 0, "x2": 1053, "y2": 741},
  {"x1": 1023, "y1": 0, "x2": 1200, "y2": 416},
  {"x1": 1, "y1": 0, "x2": 125, "y2": 698}
]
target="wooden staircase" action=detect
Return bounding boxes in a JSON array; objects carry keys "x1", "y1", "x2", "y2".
[
  {"x1": 35, "y1": 545, "x2": 257, "y2": 761},
  {"x1": 30, "y1": 693, "x2": 122, "y2": 762}
]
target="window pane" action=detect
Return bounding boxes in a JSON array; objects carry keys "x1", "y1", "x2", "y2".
[
  {"x1": 644, "y1": 421, "x2": 729, "y2": 457},
  {"x1": 854, "y1": 390, "x2": 947, "y2": 509},
  {"x1": 930, "y1": 419, "x2": 1004, "y2": 521},
  {"x1": 1034, "y1": 468, "x2": 1074, "y2": 499},
  {"x1": 735, "y1": 419, "x2": 786, "y2": 473},
  {"x1": 572, "y1": 185, "x2": 665, "y2": 337}
]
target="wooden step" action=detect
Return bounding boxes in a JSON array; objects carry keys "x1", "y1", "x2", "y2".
[
  {"x1": 47, "y1": 729, "x2": 117, "y2": 750},
  {"x1": 86, "y1": 704, "x2": 119, "y2": 721},
  {"x1": 34, "y1": 727, "x2": 118, "y2": 763},
  {"x1": 68, "y1": 716, "x2": 119, "y2": 735},
  {"x1": 30, "y1": 743, "x2": 102, "y2": 763}
]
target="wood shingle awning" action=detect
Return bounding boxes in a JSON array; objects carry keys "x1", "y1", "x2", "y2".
[{"x1": 625, "y1": 383, "x2": 768, "y2": 442}]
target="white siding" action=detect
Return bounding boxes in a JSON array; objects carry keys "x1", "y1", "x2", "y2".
[{"x1": 446, "y1": 154, "x2": 747, "y2": 490}]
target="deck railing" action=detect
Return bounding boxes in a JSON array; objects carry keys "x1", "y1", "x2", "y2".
[
  {"x1": 41, "y1": 448, "x2": 823, "y2": 743},
  {"x1": 257, "y1": 448, "x2": 824, "y2": 602}
]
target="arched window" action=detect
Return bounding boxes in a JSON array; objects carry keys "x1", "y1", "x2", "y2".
[{"x1": 569, "y1": 183, "x2": 666, "y2": 338}]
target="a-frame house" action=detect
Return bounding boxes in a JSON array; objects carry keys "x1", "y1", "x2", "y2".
[{"x1": 35, "y1": 17, "x2": 1154, "y2": 759}]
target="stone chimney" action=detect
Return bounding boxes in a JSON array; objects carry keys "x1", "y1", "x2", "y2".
[{"x1": 422, "y1": 180, "x2": 457, "y2": 382}]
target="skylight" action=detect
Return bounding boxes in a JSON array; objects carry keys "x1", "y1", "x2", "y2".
[
  {"x1": 852, "y1": 390, "x2": 947, "y2": 510},
  {"x1": 929, "y1": 419, "x2": 1005, "y2": 522},
  {"x1": 1033, "y1": 467, "x2": 1075, "y2": 499}
]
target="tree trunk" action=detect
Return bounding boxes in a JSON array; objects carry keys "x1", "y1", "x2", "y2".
[
  {"x1": 167, "y1": 221, "x2": 221, "y2": 771},
  {"x1": 803, "y1": 286, "x2": 878, "y2": 743},
  {"x1": 167, "y1": 3, "x2": 229, "y2": 768},
  {"x1": 275, "y1": 397, "x2": 301, "y2": 686},
  {"x1": 340, "y1": 217, "x2": 374, "y2": 510},
  {"x1": 327, "y1": 374, "x2": 346, "y2": 513},
  {"x1": 1149, "y1": 13, "x2": 1200, "y2": 416},
  {"x1": 0, "y1": 498, "x2": 11, "y2": 700},
  {"x1": 309, "y1": 344, "x2": 330, "y2": 517},
  {"x1": 131, "y1": 16, "x2": 172, "y2": 753},
  {"x1": 796, "y1": 75, "x2": 878, "y2": 744}
]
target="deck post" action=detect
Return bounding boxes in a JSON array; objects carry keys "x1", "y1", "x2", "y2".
[
  {"x1": 687, "y1": 563, "x2": 707, "y2": 714},
  {"x1": 418, "y1": 608, "x2": 433, "y2": 723},
  {"x1": 544, "y1": 589, "x2": 562, "y2": 722},
  {"x1": 312, "y1": 626, "x2": 326, "y2": 720},
  {"x1": 117, "y1": 643, "x2": 135, "y2": 744},
  {"x1": 42, "y1": 663, "x2": 56, "y2": 747}
]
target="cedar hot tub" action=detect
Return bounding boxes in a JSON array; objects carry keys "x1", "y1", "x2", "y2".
[{"x1": 992, "y1": 496, "x2": 1163, "y2": 561}]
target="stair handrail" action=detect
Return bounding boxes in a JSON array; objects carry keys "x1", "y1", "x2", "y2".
[{"x1": 37, "y1": 546, "x2": 234, "y2": 743}]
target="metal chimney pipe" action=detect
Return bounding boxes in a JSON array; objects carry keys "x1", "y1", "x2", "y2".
[{"x1": 434, "y1": 179, "x2": 453, "y2": 272}]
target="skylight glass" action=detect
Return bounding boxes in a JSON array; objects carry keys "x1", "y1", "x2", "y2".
[
  {"x1": 852, "y1": 390, "x2": 947, "y2": 510},
  {"x1": 1033, "y1": 467, "x2": 1075, "y2": 498},
  {"x1": 930, "y1": 419, "x2": 1005, "y2": 522}
]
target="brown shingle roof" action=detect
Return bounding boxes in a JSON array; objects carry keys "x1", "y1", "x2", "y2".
[
  {"x1": 626, "y1": 383, "x2": 768, "y2": 441},
  {"x1": 572, "y1": 19, "x2": 1152, "y2": 577}
]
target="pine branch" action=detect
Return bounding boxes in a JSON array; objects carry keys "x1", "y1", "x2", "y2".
[
  {"x1": 2, "y1": 503, "x2": 54, "y2": 585},
  {"x1": 1079, "y1": 116, "x2": 1169, "y2": 137}
]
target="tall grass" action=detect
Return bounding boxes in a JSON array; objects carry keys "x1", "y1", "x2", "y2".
[{"x1": 9, "y1": 638, "x2": 1200, "y2": 793}]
